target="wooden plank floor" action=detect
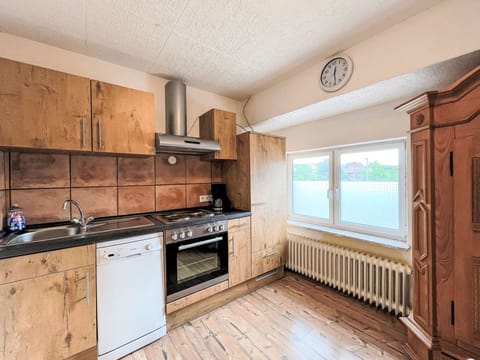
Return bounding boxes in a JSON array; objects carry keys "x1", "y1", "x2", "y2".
[{"x1": 123, "y1": 272, "x2": 407, "y2": 360}]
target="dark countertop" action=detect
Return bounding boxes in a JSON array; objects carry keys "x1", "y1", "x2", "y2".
[{"x1": 0, "y1": 209, "x2": 251, "y2": 260}]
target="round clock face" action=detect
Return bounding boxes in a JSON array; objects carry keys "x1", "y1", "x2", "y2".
[{"x1": 320, "y1": 56, "x2": 353, "y2": 92}]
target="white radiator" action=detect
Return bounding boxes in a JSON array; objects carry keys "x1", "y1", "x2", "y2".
[{"x1": 287, "y1": 233, "x2": 411, "y2": 315}]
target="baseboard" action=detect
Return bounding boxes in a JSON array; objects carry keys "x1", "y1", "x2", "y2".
[
  {"x1": 167, "y1": 266, "x2": 285, "y2": 330},
  {"x1": 65, "y1": 346, "x2": 97, "y2": 360}
]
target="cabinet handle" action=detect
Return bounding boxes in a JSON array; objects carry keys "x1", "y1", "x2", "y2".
[
  {"x1": 85, "y1": 271, "x2": 90, "y2": 305},
  {"x1": 98, "y1": 120, "x2": 103, "y2": 149},
  {"x1": 81, "y1": 116, "x2": 86, "y2": 148},
  {"x1": 232, "y1": 236, "x2": 235, "y2": 257}
]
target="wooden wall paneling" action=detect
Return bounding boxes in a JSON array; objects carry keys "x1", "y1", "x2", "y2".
[
  {"x1": 433, "y1": 126, "x2": 456, "y2": 341},
  {"x1": 0, "y1": 57, "x2": 91, "y2": 151},
  {"x1": 91, "y1": 80, "x2": 155, "y2": 155}
]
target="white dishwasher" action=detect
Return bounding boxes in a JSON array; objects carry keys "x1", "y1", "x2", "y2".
[{"x1": 96, "y1": 232, "x2": 166, "y2": 360}]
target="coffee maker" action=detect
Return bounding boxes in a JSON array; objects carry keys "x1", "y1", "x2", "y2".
[{"x1": 211, "y1": 183, "x2": 231, "y2": 213}]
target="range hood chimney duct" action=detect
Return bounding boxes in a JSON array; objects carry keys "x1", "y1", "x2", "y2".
[
  {"x1": 165, "y1": 80, "x2": 187, "y2": 136},
  {"x1": 156, "y1": 80, "x2": 221, "y2": 154}
]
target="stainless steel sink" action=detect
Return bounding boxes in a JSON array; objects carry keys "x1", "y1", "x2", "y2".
[
  {"x1": 0, "y1": 216, "x2": 155, "y2": 247},
  {"x1": 2, "y1": 225, "x2": 82, "y2": 246}
]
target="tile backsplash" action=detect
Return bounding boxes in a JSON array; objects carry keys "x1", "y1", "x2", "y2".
[{"x1": 0, "y1": 150, "x2": 219, "y2": 227}]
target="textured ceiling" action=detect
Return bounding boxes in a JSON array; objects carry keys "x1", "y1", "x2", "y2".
[
  {"x1": 0, "y1": 0, "x2": 443, "y2": 99},
  {"x1": 253, "y1": 50, "x2": 480, "y2": 133}
]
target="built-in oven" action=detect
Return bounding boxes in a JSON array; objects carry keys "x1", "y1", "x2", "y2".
[{"x1": 165, "y1": 220, "x2": 228, "y2": 303}]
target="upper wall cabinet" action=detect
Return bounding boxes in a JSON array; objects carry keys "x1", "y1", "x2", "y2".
[
  {"x1": 0, "y1": 57, "x2": 155, "y2": 155},
  {"x1": 0, "y1": 57, "x2": 92, "y2": 151},
  {"x1": 199, "y1": 108, "x2": 237, "y2": 160},
  {"x1": 91, "y1": 81, "x2": 155, "y2": 155}
]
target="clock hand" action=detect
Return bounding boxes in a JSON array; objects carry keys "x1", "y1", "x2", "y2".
[{"x1": 333, "y1": 67, "x2": 337, "y2": 83}]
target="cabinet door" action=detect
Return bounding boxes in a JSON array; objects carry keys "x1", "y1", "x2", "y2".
[
  {"x1": 250, "y1": 134, "x2": 286, "y2": 277},
  {"x1": 410, "y1": 129, "x2": 434, "y2": 333},
  {"x1": 228, "y1": 217, "x2": 252, "y2": 287},
  {"x1": 0, "y1": 265, "x2": 96, "y2": 360},
  {"x1": 0, "y1": 57, "x2": 91, "y2": 151},
  {"x1": 199, "y1": 109, "x2": 237, "y2": 160},
  {"x1": 92, "y1": 81, "x2": 155, "y2": 155},
  {"x1": 452, "y1": 126, "x2": 480, "y2": 352}
]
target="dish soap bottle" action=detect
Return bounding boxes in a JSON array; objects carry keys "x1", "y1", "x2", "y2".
[{"x1": 8, "y1": 203, "x2": 26, "y2": 232}]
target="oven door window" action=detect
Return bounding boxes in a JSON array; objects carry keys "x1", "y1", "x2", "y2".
[
  {"x1": 178, "y1": 238, "x2": 221, "y2": 283},
  {"x1": 166, "y1": 234, "x2": 228, "y2": 298}
]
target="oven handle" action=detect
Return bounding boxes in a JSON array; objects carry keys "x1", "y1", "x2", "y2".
[{"x1": 178, "y1": 236, "x2": 224, "y2": 251}]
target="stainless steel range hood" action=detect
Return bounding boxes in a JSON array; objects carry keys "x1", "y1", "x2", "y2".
[
  {"x1": 155, "y1": 134, "x2": 220, "y2": 154},
  {"x1": 156, "y1": 80, "x2": 220, "y2": 154}
]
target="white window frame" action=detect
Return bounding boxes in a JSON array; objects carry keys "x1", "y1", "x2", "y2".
[{"x1": 288, "y1": 139, "x2": 407, "y2": 242}]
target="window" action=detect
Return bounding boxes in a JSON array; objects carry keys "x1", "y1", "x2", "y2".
[{"x1": 289, "y1": 140, "x2": 406, "y2": 241}]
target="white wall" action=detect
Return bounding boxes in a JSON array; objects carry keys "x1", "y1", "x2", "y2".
[
  {"x1": 247, "y1": 0, "x2": 480, "y2": 125},
  {"x1": 273, "y1": 102, "x2": 411, "y2": 264},
  {"x1": 0, "y1": 33, "x2": 243, "y2": 135},
  {"x1": 273, "y1": 101, "x2": 407, "y2": 151}
]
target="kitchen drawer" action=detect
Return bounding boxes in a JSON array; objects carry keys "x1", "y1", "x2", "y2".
[
  {"x1": 0, "y1": 244, "x2": 95, "y2": 284},
  {"x1": 166, "y1": 280, "x2": 229, "y2": 314},
  {"x1": 228, "y1": 216, "x2": 251, "y2": 233}
]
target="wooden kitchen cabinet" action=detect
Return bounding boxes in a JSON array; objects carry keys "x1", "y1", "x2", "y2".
[
  {"x1": 223, "y1": 132, "x2": 286, "y2": 278},
  {"x1": 0, "y1": 245, "x2": 97, "y2": 360},
  {"x1": 396, "y1": 66, "x2": 480, "y2": 359},
  {"x1": 0, "y1": 57, "x2": 92, "y2": 152},
  {"x1": 228, "y1": 216, "x2": 252, "y2": 287},
  {"x1": 0, "y1": 57, "x2": 155, "y2": 156},
  {"x1": 199, "y1": 108, "x2": 237, "y2": 160},
  {"x1": 91, "y1": 80, "x2": 155, "y2": 155}
]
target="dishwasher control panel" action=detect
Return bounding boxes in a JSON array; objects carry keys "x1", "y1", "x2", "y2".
[{"x1": 96, "y1": 233, "x2": 162, "y2": 265}]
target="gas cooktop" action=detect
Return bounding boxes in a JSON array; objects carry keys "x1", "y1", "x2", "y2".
[{"x1": 151, "y1": 209, "x2": 217, "y2": 224}]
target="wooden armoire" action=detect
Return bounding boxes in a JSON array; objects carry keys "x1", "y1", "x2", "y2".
[{"x1": 396, "y1": 66, "x2": 480, "y2": 359}]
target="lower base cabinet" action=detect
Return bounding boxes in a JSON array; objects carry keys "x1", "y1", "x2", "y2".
[
  {"x1": 0, "y1": 245, "x2": 96, "y2": 360},
  {"x1": 228, "y1": 217, "x2": 252, "y2": 287}
]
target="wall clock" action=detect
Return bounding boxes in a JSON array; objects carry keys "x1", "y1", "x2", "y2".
[{"x1": 319, "y1": 55, "x2": 353, "y2": 92}]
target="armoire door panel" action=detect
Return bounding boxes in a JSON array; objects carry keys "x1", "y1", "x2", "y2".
[
  {"x1": 453, "y1": 131, "x2": 480, "y2": 350},
  {"x1": 471, "y1": 157, "x2": 480, "y2": 231},
  {"x1": 413, "y1": 202, "x2": 429, "y2": 260},
  {"x1": 473, "y1": 257, "x2": 480, "y2": 341},
  {"x1": 413, "y1": 262, "x2": 431, "y2": 331},
  {"x1": 433, "y1": 126, "x2": 456, "y2": 341}
]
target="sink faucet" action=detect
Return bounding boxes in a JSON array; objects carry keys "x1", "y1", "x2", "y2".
[{"x1": 62, "y1": 199, "x2": 94, "y2": 230}]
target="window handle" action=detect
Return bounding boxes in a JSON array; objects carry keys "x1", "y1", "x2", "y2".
[{"x1": 327, "y1": 189, "x2": 333, "y2": 199}]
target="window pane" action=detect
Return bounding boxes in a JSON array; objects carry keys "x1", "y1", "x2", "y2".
[
  {"x1": 292, "y1": 155, "x2": 330, "y2": 220},
  {"x1": 339, "y1": 148, "x2": 399, "y2": 230}
]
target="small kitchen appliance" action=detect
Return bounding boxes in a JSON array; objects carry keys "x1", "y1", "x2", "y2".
[{"x1": 211, "y1": 183, "x2": 230, "y2": 212}]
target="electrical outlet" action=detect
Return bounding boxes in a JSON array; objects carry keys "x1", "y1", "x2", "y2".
[{"x1": 199, "y1": 195, "x2": 213, "y2": 202}]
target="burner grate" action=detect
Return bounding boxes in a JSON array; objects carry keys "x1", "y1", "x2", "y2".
[{"x1": 152, "y1": 209, "x2": 215, "y2": 224}]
